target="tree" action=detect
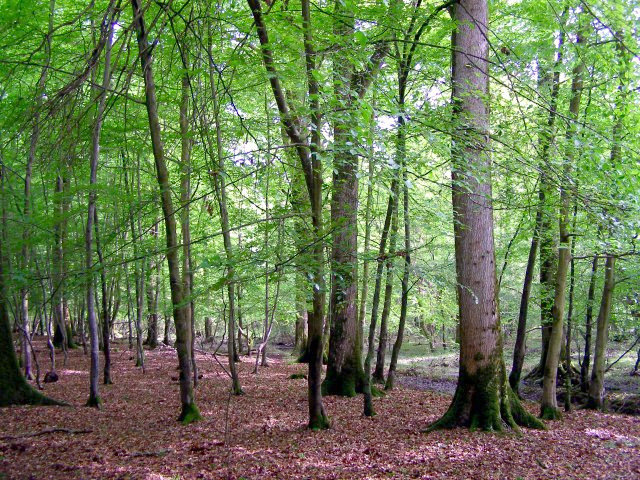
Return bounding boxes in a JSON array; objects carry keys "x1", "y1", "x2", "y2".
[
  {"x1": 1, "y1": 167, "x2": 60, "y2": 407},
  {"x1": 131, "y1": 0, "x2": 200, "y2": 424},
  {"x1": 428, "y1": 0, "x2": 543, "y2": 431}
]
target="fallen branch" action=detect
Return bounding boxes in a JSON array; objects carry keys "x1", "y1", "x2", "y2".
[
  {"x1": 129, "y1": 449, "x2": 173, "y2": 458},
  {"x1": 1, "y1": 427, "x2": 92, "y2": 440},
  {"x1": 605, "y1": 334, "x2": 640, "y2": 373}
]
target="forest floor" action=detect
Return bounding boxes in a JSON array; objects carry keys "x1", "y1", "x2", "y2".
[{"x1": 1, "y1": 339, "x2": 640, "y2": 480}]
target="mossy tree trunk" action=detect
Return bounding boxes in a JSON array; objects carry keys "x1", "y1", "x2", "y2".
[{"x1": 429, "y1": 0, "x2": 543, "y2": 432}]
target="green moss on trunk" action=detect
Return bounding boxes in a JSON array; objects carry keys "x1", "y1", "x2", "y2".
[
  {"x1": 427, "y1": 365, "x2": 545, "y2": 433},
  {"x1": 308, "y1": 414, "x2": 330, "y2": 430},
  {"x1": 540, "y1": 404, "x2": 563, "y2": 420},
  {"x1": 322, "y1": 358, "x2": 364, "y2": 397},
  {"x1": 85, "y1": 395, "x2": 102, "y2": 408},
  {"x1": 178, "y1": 402, "x2": 202, "y2": 425}
]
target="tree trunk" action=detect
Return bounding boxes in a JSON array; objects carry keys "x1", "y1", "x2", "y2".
[
  {"x1": 540, "y1": 20, "x2": 584, "y2": 420},
  {"x1": 94, "y1": 207, "x2": 112, "y2": 385},
  {"x1": 509, "y1": 199, "x2": 542, "y2": 393},
  {"x1": 145, "y1": 245, "x2": 159, "y2": 349},
  {"x1": 587, "y1": 256, "x2": 615, "y2": 409},
  {"x1": 248, "y1": 0, "x2": 328, "y2": 429},
  {"x1": 1, "y1": 168, "x2": 60, "y2": 407},
  {"x1": 85, "y1": 6, "x2": 115, "y2": 407},
  {"x1": 429, "y1": 0, "x2": 542, "y2": 432},
  {"x1": 581, "y1": 256, "x2": 599, "y2": 391},
  {"x1": 386, "y1": 132, "x2": 411, "y2": 391},
  {"x1": 132, "y1": 0, "x2": 200, "y2": 424},
  {"x1": 205, "y1": 20, "x2": 242, "y2": 394},
  {"x1": 177, "y1": 30, "x2": 198, "y2": 386},
  {"x1": 324, "y1": 1, "x2": 362, "y2": 397},
  {"x1": 363, "y1": 184, "x2": 395, "y2": 415},
  {"x1": 373, "y1": 182, "x2": 400, "y2": 384}
]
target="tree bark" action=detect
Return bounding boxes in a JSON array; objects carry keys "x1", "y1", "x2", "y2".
[
  {"x1": 132, "y1": 0, "x2": 200, "y2": 424},
  {"x1": 363, "y1": 182, "x2": 395, "y2": 416},
  {"x1": 373, "y1": 175, "x2": 400, "y2": 384},
  {"x1": 1, "y1": 167, "x2": 61, "y2": 407},
  {"x1": 540, "y1": 20, "x2": 584, "y2": 420},
  {"x1": 429, "y1": 0, "x2": 542, "y2": 432},
  {"x1": 580, "y1": 256, "x2": 598, "y2": 391},
  {"x1": 248, "y1": 0, "x2": 328, "y2": 429},
  {"x1": 509, "y1": 199, "x2": 542, "y2": 393},
  {"x1": 85, "y1": 5, "x2": 115, "y2": 407},
  {"x1": 385, "y1": 136, "x2": 411, "y2": 391},
  {"x1": 587, "y1": 256, "x2": 615, "y2": 409},
  {"x1": 206, "y1": 19, "x2": 242, "y2": 394}
]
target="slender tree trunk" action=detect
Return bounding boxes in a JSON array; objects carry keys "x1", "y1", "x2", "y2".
[
  {"x1": 363, "y1": 184, "x2": 395, "y2": 416},
  {"x1": 509, "y1": 200, "x2": 542, "y2": 393},
  {"x1": 124, "y1": 156, "x2": 146, "y2": 371},
  {"x1": 52, "y1": 176, "x2": 68, "y2": 358},
  {"x1": 530, "y1": 43, "x2": 564, "y2": 380},
  {"x1": 372, "y1": 182, "x2": 399, "y2": 384},
  {"x1": 85, "y1": 5, "x2": 115, "y2": 407},
  {"x1": 132, "y1": 0, "x2": 199, "y2": 423},
  {"x1": 429, "y1": 0, "x2": 542, "y2": 432},
  {"x1": 581, "y1": 256, "x2": 598, "y2": 391},
  {"x1": 541, "y1": 21, "x2": 584, "y2": 419},
  {"x1": 94, "y1": 207, "x2": 112, "y2": 385},
  {"x1": 205, "y1": 21, "x2": 242, "y2": 394},
  {"x1": 358, "y1": 123, "x2": 375, "y2": 353},
  {"x1": 178, "y1": 30, "x2": 198, "y2": 386},
  {"x1": 248, "y1": 0, "x2": 328, "y2": 429},
  {"x1": 386, "y1": 130, "x2": 411, "y2": 391},
  {"x1": 587, "y1": 256, "x2": 615, "y2": 409},
  {"x1": 564, "y1": 203, "x2": 578, "y2": 411}
]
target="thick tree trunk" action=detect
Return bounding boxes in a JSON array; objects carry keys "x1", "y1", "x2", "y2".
[
  {"x1": 429, "y1": 0, "x2": 542, "y2": 432},
  {"x1": 323, "y1": 1, "x2": 362, "y2": 397},
  {"x1": 132, "y1": 0, "x2": 200, "y2": 424},
  {"x1": 587, "y1": 256, "x2": 615, "y2": 409}
]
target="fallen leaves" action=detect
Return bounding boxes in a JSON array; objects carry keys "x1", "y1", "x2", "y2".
[{"x1": 0, "y1": 340, "x2": 638, "y2": 479}]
